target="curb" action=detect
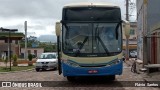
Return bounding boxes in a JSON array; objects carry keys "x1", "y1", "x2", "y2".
[{"x1": 0, "y1": 68, "x2": 35, "y2": 74}]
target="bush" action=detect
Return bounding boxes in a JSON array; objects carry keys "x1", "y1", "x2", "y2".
[
  {"x1": 28, "y1": 54, "x2": 33, "y2": 61},
  {"x1": 28, "y1": 54, "x2": 33, "y2": 66},
  {"x1": 13, "y1": 54, "x2": 17, "y2": 62},
  {"x1": 12, "y1": 54, "x2": 18, "y2": 66}
]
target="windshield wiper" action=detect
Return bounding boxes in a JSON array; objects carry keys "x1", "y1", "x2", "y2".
[
  {"x1": 96, "y1": 36, "x2": 110, "y2": 55},
  {"x1": 75, "y1": 36, "x2": 88, "y2": 57},
  {"x1": 95, "y1": 24, "x2": 109, "y2": 55}
]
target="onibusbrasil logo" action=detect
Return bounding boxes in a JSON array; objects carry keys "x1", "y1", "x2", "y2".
[{"x1": 1, "y1": 82, "x2": 42, "y2": 88}]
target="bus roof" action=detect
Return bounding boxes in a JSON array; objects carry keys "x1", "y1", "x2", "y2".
[{"x1": 63, "y1": 2, "x2": 120, "y2": 8}]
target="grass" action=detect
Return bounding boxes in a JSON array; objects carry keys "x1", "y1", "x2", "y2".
[{"x1": 0, "y1": 66, "x2": 35, "y2": 72}]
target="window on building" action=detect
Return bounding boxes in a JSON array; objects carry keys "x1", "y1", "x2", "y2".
[
  {"x1": 15, "y1": 40, "x2": 18, "y2": 44},
  {"x1": 130, "y1": 29, "x2": 135, "y2": 35},
  {"x1": 5, "y1": 39, "x2": 12, "y2": 43},
  {"x1": 34, "y1": 50, "x2": 37, "y2": 57}
]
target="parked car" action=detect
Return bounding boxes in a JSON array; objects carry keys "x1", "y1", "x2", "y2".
[
  {"x1": 130, "y1": 51, "x2": 137, "y2": 58},
  {"x1": 35, "y1": 52, "x2": 58, "y2": 72}
]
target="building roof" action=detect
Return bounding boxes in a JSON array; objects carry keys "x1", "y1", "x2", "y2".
[{"x1": 0, "y1": 32, "x2": 24, "y2": 40}]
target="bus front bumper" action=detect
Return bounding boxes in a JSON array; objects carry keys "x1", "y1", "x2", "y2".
[{"x1": 62, "y1": 61, "x2": 123, "y2": 76}]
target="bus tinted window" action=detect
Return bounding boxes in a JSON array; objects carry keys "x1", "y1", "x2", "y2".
[{"x1": 63, "y1": 7, "x2": 121, "y2": 22}]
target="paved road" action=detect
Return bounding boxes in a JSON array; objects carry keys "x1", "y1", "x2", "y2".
[{"x1": 0, "y1": 63, "x2": 159, "y2": 90}]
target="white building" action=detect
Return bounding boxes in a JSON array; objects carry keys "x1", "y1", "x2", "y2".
[
  {"x1": 21, "y1": 48, "x2": 44, "y2": 58},
  {"x1": 137, "y1": 0, "x2": 160, "y2": 64}
]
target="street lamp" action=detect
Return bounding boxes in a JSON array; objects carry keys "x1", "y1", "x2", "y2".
[{"x1": 0, "y1": 27, "x2": 18, "y2": 71}]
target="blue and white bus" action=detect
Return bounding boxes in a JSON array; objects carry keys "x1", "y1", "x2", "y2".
[{"x1": 55, "y1": 3, "x2": 130, "y2": 81}]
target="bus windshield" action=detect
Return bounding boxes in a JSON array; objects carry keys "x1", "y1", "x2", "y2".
[{"x1": 62, "y1": 23, "x2": 122, "y2": 57}]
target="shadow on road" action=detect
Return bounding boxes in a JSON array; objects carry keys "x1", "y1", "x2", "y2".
[
  {"x1": 42, "y1": 76, "x2": 126, "y2": 88},
  {"x1": 66, "y1": 76, "x2": 123, "y2": 87}
]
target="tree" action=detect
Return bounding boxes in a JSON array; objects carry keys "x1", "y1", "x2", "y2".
[
  {"x1": 20, "y1": 36, "x2": 57, "y2": 52},
  {"x1": 38, "y1": 42, "x2": 56, "y2": 52},
  {"x1": 28, "y1": 54, "x2": 33, "y2": 66},
  {"x1": 20, "y1": 36, "x2": 39, "y2": 48},
  {"x1": 12, "y1": 54, "x2": 18, "y2": 66}
]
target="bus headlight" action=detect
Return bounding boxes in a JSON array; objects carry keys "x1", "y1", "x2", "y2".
[
  {"x1": 106, "y1": 59, "x2": 121, "y2": 67},
  {"x1": 64, "y1": 60, "x2": 80, "y2": 67},
  {"x1": 112, "y1": 59, "x2": 121, "y2": 64}
]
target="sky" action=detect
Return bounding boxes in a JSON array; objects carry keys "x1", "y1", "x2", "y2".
[{"x1": 0, "y1": 0, "x2": 136, "y2": 37}]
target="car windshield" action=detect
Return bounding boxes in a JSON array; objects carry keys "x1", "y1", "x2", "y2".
[{"x1": 39, "y1": 53, "x2": 56, "y2": 59}]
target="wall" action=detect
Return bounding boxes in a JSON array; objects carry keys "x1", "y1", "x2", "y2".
[
  {"x1": 136, "y1": 0, "x2": 144, "y2": 60},
  {"x1": 0, "y1": 40, "x2": 20, "y2": 58},
  {"x1": 137, "y1": 0, "x2": 160, "y2": 64},
  {"x1": 147, "y1": 0, "x2": 160, "y2": 32},
  {"x1": 21, "y1": 48, "x2": 44, "y2": 58}
]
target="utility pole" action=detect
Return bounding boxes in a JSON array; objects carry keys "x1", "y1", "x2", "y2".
[
  {"x1": 24, "y1": 21, "x2": 27, "y2": 60},
  {"x1": 126, "y1": 0, "x2": 129, "y2": 21},
  {"x1": 143, "y1": 0, "x2": 148, "y2": 66},
  {"x1": 125, "y1": 0, "x2": 130, "y2": 60}
]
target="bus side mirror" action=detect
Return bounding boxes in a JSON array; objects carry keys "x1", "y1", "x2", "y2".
[
  {"x1": 55, "y1": 22, "x2": 61, "y2": 36},
  {"x1": 123, "y1": 20, "x2": 130, "y2": 38}
]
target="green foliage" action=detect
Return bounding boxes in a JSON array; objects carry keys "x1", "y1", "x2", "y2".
[
  {"x1": 19, "y1": 36, "x2": 39, "y2": 48},
  {"x1": 13, "y1": 54, "x2": 17, "y2": 62},
  {"x1": 28, "y1": 54, "x2": 33, "y2": 61},
  {"x1": 0, "y1": 66, "x2": 34, "y2": 72},
  {"x1": 38, "y1": 42, "x2": 56, "y2": 52},
  {"x1": 19, "y1": 36, "x2": 57, "y2": 52},
  {"x1": 12, "y1": 54, "x2": 18, "y2": 66}
]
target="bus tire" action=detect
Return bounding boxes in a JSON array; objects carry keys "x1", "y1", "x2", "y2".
[
  {"x1": 67, "y1": 76, "x2": 75, "y2": 82},
  {"x1": 110, "y1": 75, "x2": 115, "y2": 80}
]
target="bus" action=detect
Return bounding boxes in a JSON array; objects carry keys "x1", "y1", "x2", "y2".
[{"x1": 55, "y1": 3, "x2": 130, "y2": 81}]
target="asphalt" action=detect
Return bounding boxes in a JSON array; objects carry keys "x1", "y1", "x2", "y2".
[{"x1": 0, "y1": 59, "x2": 160, "y2": 82}]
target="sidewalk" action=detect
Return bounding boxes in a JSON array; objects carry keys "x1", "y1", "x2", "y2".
[
  {"x1": 124, "y1": 58, "x2": 160, "y2": 82},
  {"x1": 0, "y1": 62, "x2": 35, "y2": 67},
  {"x1": 0, "y1": 62, "x2": 13, "y2": 66}
]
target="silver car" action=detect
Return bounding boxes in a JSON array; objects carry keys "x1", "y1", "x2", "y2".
[{"x1": 35, "y1": 52, "x2": 58, "y2": 72}]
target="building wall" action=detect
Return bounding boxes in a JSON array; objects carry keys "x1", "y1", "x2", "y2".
[
  {"x1": 21, "y1": 48, "x2": 44, "y2": 58},
  {"x1": 150, "y1": 25, "x2": 160, "y2": 64},
  {"x1": 147, "y1": 0, "x2": 160, "y2": 64},
  {"x1": 137, "y1": 0, "x2": 160, "y2": 64},
  {"x1": 0, "y1": 40, "x2": 20, "y2": 58},
  {"x1": 147, "y1": 0, "x2": 160, "y2": 31},
  {"x1": 158, "y1": 32, "x2": 160, "y2": 64},
  {"x1": 136, "y1": 0, "x2": 144, "y2": 60}
]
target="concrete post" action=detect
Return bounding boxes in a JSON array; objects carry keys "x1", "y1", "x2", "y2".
[{"x1": 24, "y1": 21, "x2": 27, "y2": 60}]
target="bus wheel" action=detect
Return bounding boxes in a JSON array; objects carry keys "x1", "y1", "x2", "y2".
[
  {"x1": 110, "y1": 75, "x2": 115, "y2": 81},
  {"x1": 67, "y1": 76, "x2": 75, "y2": 82}
]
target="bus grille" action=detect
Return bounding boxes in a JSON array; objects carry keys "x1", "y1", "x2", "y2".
[{"x1": 79, "y1": 64, "x2": 106, "y2": 67}]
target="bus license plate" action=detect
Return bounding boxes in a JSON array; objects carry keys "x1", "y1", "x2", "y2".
[{"x1": 88, "y1": 70, "x2": 98, "y2": 74}]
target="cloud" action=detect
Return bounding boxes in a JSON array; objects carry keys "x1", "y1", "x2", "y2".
[
  {"x1": 0, "y1": 0, "x2": 128, "y2": 19},
  {"x1": 0, "y1": 0, "x2": 136, "y2": 36},
  {"x1": 0, "y1": 0, "x2": 63, "y2": 19}
]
